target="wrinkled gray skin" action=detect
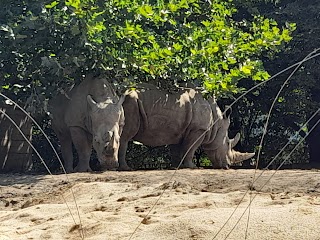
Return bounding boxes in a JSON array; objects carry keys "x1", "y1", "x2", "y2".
[
  {"x1": 118, "y1": 84, "x2": 254, "y2": 170},
  {"x1": 49, "y1": 76, "x2": 125, "y2": 172}
]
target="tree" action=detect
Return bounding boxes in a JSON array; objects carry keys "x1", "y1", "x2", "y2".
[
  {"x1": 44, "y1": 0, "x2": 294, "y2": 96},
  {"x1": 0, "y1": 0, "x2": 96, "y2": 116},
  {"x1": 0, "y1": 0, "x2": 296, "y2": 170},
  {"x1": 232, "y1": 0, "x2": 320, "y2": 167}
]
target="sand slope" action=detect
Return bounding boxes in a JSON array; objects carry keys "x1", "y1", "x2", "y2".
[{"x1": 0, "y1": 169, "x2": 320, "y2": 240}]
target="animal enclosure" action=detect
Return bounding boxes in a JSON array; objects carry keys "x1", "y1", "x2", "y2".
[{"x1": 0, "y1": 103, "x2": 32, "y2": 172}]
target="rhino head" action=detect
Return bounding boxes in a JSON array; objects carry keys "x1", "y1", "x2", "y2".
[
  {"x1": 226, "y1": 133, "x2": 255, "y2": 166},
  {"x1": 203, "y1": 101, "x2": 255, "y2": 169},
  {"x1": 87, "y1": 95, "x2": 125, "y2": 170}
]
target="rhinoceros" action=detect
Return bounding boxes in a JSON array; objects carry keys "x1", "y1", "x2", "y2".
[
  {"x1": 118, "y1": 84, "x2": 254, "y2": 170},
  {"x1": 49, "y1": 75, "x2": 125, "y2": 172}
]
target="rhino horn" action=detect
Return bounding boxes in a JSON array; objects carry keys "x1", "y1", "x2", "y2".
[
  {"x1": 229, "y1": 133, "x2": 240, "y2": 148},
  {"x1": 231, "y1": 150, "x2": 255, "y2": 164},
  {"x1": 87, "y1": 95, "x2": 97, "y2": 109}
]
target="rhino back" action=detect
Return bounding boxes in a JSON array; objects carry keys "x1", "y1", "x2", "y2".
[
  {"x1": 130, "y1": 88, "x2": 212, "y2": 146},
  {"x1": 49, "y1": 94, "x2": 70, "y2": 135}
]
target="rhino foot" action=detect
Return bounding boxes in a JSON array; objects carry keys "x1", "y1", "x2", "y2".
[
  {"x1": 181, "y1": 162, "x2": 197, "y2": 169},
  {"x1": 117, "y1": 165, "x2": 133, "y2": 171},
  {"x1": 74, "y1": 165, "x2": 92, "y2": 172},
  {"x1": 168, "y1": 166, "x2": 180, "y2": 170},
  {"x1": 63, "y1": 167, "x2": 74, "y2": 173},
  {"x1": 212, "y1": 165, "x2": 229, "y2": 169}
]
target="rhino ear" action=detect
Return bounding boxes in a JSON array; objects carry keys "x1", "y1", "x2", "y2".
[{"x1": 87, "y1": 95, "x2": 97, "y2": 109}]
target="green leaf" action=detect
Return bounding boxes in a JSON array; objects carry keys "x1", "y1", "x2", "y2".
[
  {"x1": 65, "y1": 0, "x2": 81, "y2": 10},
  {"x1": 173, "y1": 43, "x2": 183, "y2": 51},
  {"x1": 278, "y1": 97, "x2": 285, "y2": 103},
  {"x1": 252, "y1": 74, "x2": 261, "y2": 80},
  {"x1": 241, "y1": 65, "x2": 252, "y2": 75},
  {"x1": 138, "y1": 5, "x2": 154, "y2": 18},
  {"x1": 168, "y1": 3, "x2": 178, "y2": 12},
  {"x1": 227, "y1": 58, "x2": 237, "y2": 64},
  {"x1": 149, "y1": 52, "x2": 158, "y2": 60},
  {"x1": 261, "y1": 71, "x2": 271, "y2": 80},
  {"x1": 45, "y1": 1, "x2": 59, "y2": 9},
  {"x1": 221, "y1": 82, "x2": 228, "y2": 89},
  {"x1": 221, "y1": 62, "x2": 229, "y2": 70},
  {"x1": 163, "y1": 48, "x2": 173, "y2": 56},
  {"x1": 201, "y1": 20, "x2": 210, "y2": 27}
]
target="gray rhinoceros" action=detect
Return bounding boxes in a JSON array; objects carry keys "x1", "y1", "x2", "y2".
[
  {"x1": 49, "y1": 75, "x2": 125, "y2": 172},
  {"x1": 118, "y1": 84, "x2": 254, "y2": 170}
]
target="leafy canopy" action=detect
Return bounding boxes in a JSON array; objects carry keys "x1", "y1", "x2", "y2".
[{"x1": 46, "y1": 0, "x2": 295, "y2": 96}]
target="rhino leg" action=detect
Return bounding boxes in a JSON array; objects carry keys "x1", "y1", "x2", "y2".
[
  {"x1": 179, "y1": 131, "x2": 206, "y2": 169},
  {"x1": 52, "y1": 123, "x2": 74, "y2": 172},
  {"x1": 70, "y1": 127, "x2": 93, "y2": 172},
  {"x1": 117, "y1": 97, "x2": 141, "y2": 171},
  {"x1": 118, "y1": 140, "x2": 132, "y2": 171},
  {"x1": 204, "y1": 149, "x2": 229, "y2": 169},
  {"x1": 181, "y1": 147, "x2": 198, "y2": 169},
  {"x1": 59, "y1": 132, "x2": 74, "y2": 173},
  {"x1": 169, "y1": 144, "x2": 182, "y2": 169},
  {"x1": 211, "y1": 156, "x2": 226, "y2": 169}
]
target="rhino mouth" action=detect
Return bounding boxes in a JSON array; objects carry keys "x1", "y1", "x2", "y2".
[
  {"x1": 95, "y1": 145, "x2": 119, "y2": 170},
  {"x1": 103, "y1": 145, "x2": 115, "y2": 155},
  {"x1": 203, "y1": 133, "x2": 255, "y2": 169},
  {"x1": 99, "y1": 155, "x2": 119, "y2": 170}
]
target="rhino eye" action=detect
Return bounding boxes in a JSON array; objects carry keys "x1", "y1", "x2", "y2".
[
  {"x1": 104, "y1": 134, "x2": 111, "y2": 141},
  {"x1": 105, "y1": 131, "x2": 113, "y2": 140}
]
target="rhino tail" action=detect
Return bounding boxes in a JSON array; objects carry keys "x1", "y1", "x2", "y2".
[{"x1": 137, "y1": 98, "x2": 148, "y2": 131}]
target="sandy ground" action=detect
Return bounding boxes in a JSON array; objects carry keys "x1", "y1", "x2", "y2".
[{"x1": 0, "y1": 169, "x2": 320, "y2": 240}]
